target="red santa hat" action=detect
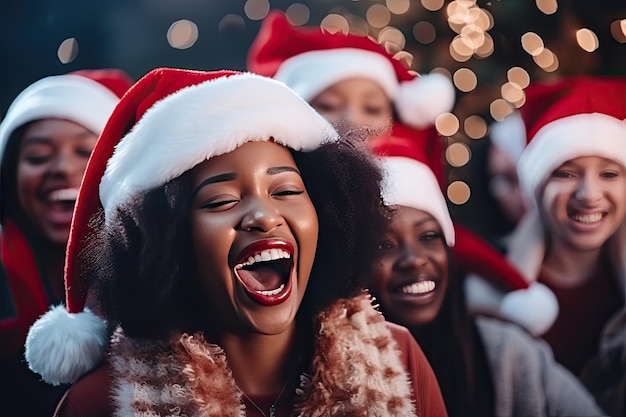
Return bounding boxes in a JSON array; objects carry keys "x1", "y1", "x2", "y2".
[
  {"x1": 247, "y1": 10, "x2": 455, "y2": 129},
  {"x1": 25, "y1": 68, "x2": 339, "y2": 385},
  {"x1": 508, "y1": 76, "x2": 626, "y2": 284},
  {"x1": 0, "y1": 68, "x2": 133, "y2": 162},
  {"x1": 369, "y1": 123, "x2": 558, "y2": 336}
]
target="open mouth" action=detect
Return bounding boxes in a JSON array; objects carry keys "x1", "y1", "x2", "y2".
[
  {"x1": 234, "y1": 241, "x2": 294, "y2": 306},
  {"x1": 393, "y1": 279, "x2": 436, "y2": 296},
  {"x1": 43, "y1": 188, "x2": 80, "y2": 225},
  {"x1": 568, "y1": 210, "x2": 605, "y2": 225}
]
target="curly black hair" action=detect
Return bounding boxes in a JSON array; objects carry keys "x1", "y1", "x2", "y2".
[{"x1": 84, "y1": 139, "x2": 389, "y2": 339}]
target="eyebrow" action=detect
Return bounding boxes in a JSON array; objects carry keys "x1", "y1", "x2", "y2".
[
  {"x1": 266, "y1": 166, "x2": 301, "y2": 176},
  {"x1": 192, "y1": 172, "x2": 237, "y2": 197},
  {"x1": 413, "y1": 216, "x2": 438, "y2": 228}
]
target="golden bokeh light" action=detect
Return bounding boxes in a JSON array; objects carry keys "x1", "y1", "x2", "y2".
[
  {"x1": 393, "y1": 50, "x2": 414, "y2": 68},
  {"x1": 413, "y1": 21, "x2": 437, "y2": 44},
  {"x1": 507, "y1": 67, "x2": 530, "y2": 89},
  {"x1": 453, "y1": 68, "x2": 477, "y2": 92},
  {"x1": 347, "y1": 15, "x2": 369, "y2": 36},
  {"x1": 447, "y1": 181, "x2": 471, "y2": 205},
  {"x1": 244, "y1": 0, "x2": 270, "y2": 21},
  {"x1": 533, "y1": 48, "x2": 559, "y2": 72},
  {"x1": 378, "y1": 27, "x2": 406, "y2": 50},
  {"x1": 435, "y1": 112, "x2": 460, "y2": 137},
  {"x1": 446, "y1": 142, "x2": 471, "y2": 167},
  {"x1": 501, "y1": 82, "x2": 524, "y2": 104},
  {"x1": 286, "y1": 3, "x2": 310, "y2": 26},
  {"x1": 576, "y1": 28, "x2": 599, "y2": 52},
  {"x1": 473, "y1": 8, "x2": 494, "y2": 31},
  {"x1": 451, "y1": 35, "x2": 474, "y2": 60},
  {"x1": 474, "y1": 32, "x2": 494, "y2": 58},
  {"x1": 521, "y1": 32, "x2": 544, "y2": 56},
  {"x1": 320, "y1": 14, "x2": 349, "y2": 35},
  {"x1": 167, "y1": 20, "x2": 198, "y2": 49},
  {"x1": 366, "y1": 4, "x2": 391, "y2": 29},
  {"x1": 386, "y1": 0, "x2": 411, "y2": 15},
  {"x1": 610, "y1": 20, "x2": 626, "y2": 43},
  {"x1": 218, "y1": 14, "x2": 245, "y2": 32},
  {"x1": 464, "y1": 115, "x2": 488, "y2": 139},
  {"x1": 460, "y1": 24, "x2": 485, "y2": 50},
  {"x1": 490, "y1": 98, "x2": 514, "y2": 121},
  {"x1": 536, "y1": 0, "x2": 558, "y2": 15},
  {"x1": 57, "y1": 38, "x2": 79, "y2": 64},
  {"x1": 421, "y1": 0, "x2": 445, "y2": 12},
  {"x1": 447, "y1": 1, "x2": 471, "y2": 26}
]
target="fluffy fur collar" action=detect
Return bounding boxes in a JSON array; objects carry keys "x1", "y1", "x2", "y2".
[{"x1": 109, "y1": 293, "x2": 417, "y2": 416}]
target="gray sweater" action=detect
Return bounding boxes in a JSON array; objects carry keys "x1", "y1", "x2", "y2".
[{"x1": 476, "y1": 316, "x2": 607, "y2": 417}]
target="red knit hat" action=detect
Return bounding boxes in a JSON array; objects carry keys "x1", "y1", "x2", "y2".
[
  {"x1": 508, "y1": 76, "x2": 626, "y2": 284},
  {"x1": 25, "y1": 68, "x2": 339, "y2": 385},
  {"x1": 247, "y1": 10, "x2": 455, "y2": 129},
  {"x1": 369, "y1": 123, "x2": 558, "y2": 336}
]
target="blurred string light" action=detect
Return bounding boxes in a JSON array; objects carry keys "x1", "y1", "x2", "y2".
[
  {"x1": 521, "y1": 31, "x2": 559, "y2": 72},
  {"x1": 421, "y1": 0, "x2": 445, "y2": 12},
  {"x1": 576, "y1": 28, "x2": 599, "y2": 52},
  {"x1": 244, "y1": 0, "x2": 270, "y2": 21},
  {"x1": 321, "y1": 14, "x2": 349, "y2": 35},
  {"x1": 536, "y1": 0, "x2": 558, "y2": 15},
  {"x1": 286, "y1": 3, "x2": 310, "y2": 26},
  {"x1": 447, "y1": 181, "x2": 471, "y2": 205},
  {"x1": 490, "y1": 98, "x2": 514, "y2": 121},
  {"x1": 453, "y1": 68, "x2": 477, "y2": 92},
  {"x1": 507, "y1": 67, "x2": 530, "y2": 89},
  {"x1": 413, "y1": 21, "x2": 436, "y2": 44},
  {"x1": 379, "y1": 26, "x2": 406, "y2": 50},
  {"x1": 218, "y1": 14, "x2": 245, "y2": 32},
  {"x1": 464, "y1": 115, "x2": 488, "y2": 139},
  {"x1": 446, "y1": 142, "x2": 471, "y2": 167},
  {"x1": 446, "y1": 0, "x2": 495, "y2": 61},
  {"x1": 366, "y1": 4, "x2": 391, "y2": 28},
  {"x1": 57, "y1": 38, "x2": 79, "y2": 64},
  {"x1": 610, "y1": 19, "x2": 626, "y2": 43},
  {"x1": 167, "y1": 20, "x2": 198, "y2": 49},
  {"x1": 386, "y1": 0, "x2": 411, "y2": 15},
  {"x1": 435, "y1": 112, "x2": 460, "y2": 137}
]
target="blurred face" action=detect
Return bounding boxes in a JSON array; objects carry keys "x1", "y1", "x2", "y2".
[
  {"x1": 487, "y1": 145, "x2": 526, "y2": 226},
  {"x1": 366, "y1": 206, "x2": 448, "y2": 327},
  {"x1": 540, "y1": 156, "x2": 626, "y2": 253},
  {"x1": 189, "y1": 141, "x2": 318, "y2": 335},
  {"x1": 16, "y1": 118, "x2": 97, "y2": 245},
  {"x1": 310, "y1": 78, "x2": 393, "y2": 140}
]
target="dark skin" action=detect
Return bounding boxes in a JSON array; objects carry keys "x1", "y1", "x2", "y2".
[
  {"x1": 366, "y1": 206, "x2": 449, "y2": 328},
  {"x1": 188, "y1": 141, "x2": 318, "y2": 396}
]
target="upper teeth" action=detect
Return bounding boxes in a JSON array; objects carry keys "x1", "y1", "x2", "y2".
[
  {"x1": 572, "y1": 213, "x2": 603, "y2": 224},
  {"x1": 242, "y1": 249, "x2": 291, "y2": 266},
  {"x1": 400, "y1": 281, "x2": 435, "y2": 294},
  {"x1": 49, "y1": 188, "x2": 79, "y2": 202}
]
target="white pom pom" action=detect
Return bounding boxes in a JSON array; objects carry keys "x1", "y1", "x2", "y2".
[
  {"x1": 500, "y1": 282, "x2": 559, "y2": 336},
  {"x1": 395, "y1": 72, "x2": 456, "y2": 129},
  {"x1": 25, "y1": 305, "x2": 109, "y2": 386}
]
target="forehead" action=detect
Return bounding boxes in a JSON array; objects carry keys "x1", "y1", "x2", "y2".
[
  {"x1": 190, "y1": 141, "x2": 297, "y2": 179},
  {"x1": 557, "y1": 155, "x2": 625, "y2": 170},
  {"x1": 319, "y1": 78, "x2": 390, "y2": 99}
]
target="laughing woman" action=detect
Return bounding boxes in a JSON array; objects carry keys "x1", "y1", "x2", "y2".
[
  {"x1": 24, "y1": 68, "x2": 447, "y2": 417},
  {"x1": 364, "y1": 142, "x2": 605, "y2": 417}
]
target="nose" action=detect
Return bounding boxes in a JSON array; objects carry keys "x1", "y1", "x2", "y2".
[
  {"x1": 239, "y1": 198, "x2": 284, "y2": 233},
  {"x1": 575, "y1": 175, "x2": 602, "y2": 203},
  {"x1": 394, "y1": 245, "x2": 428, "y2": 271},
  {"x1": 49, "y1": 148, "x2": 83, "y2": 177}
]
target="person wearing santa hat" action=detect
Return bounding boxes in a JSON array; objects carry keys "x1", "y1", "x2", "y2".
[
  {"x1": 24, "y1": 68, "x2": 448, "y2": 417},
  {"x1": 0, "y1": 68, "x2": 133, "y2": 416},
  {"x1": 247, "y1": 10, "x2": 455, "y2": 183},
  {"x1": 472, "y1": 75, "x2": 626, "y2": 380},
  {"x1": 365, "y1": 129, "x2": 603, "y2": 417}
]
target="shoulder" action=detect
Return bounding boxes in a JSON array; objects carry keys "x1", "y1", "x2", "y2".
[{"x1": 54, "y1": 362, "x2": 112, "y2": 417}]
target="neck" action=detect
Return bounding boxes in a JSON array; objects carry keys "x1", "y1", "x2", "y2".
[
  {"x1": 218, "y1": 323, "x2": 300, "y2": 396},
  {"x1": 542, "y1": 240, "x2": 602, "y2": 288}
]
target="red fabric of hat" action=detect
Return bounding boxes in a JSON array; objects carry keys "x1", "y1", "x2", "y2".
[
  {"x1": 71, "y1": 68, "x2": 134, "y2": 99},
  {"x1": 247, "y1": 10, "x2": 455, "y2": 129}
]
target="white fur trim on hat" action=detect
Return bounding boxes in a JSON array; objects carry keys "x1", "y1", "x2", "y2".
[
  {"x1": 100, "y1": 72, "x2": 339, "y2": 221},
  {"x1": 500, "y1": 281, "x2": 559, "y2": 336},
  {"x1": 0, "y1": 74, "x2": 120, "y2": 162},
  {"x1": 489, "y1": 111, "x2": 526, "y2": 163},
  {"x1": 518, "y1": 113, "x2": 626, "y2": 199},
  {"x1": 380, "y1": 156, "x2": 455, "y2": 246},
  {"x1": 25, "y1": 305, "x2": 109, "y2": 385},
  {"x1": 274, "y1": 48, "x2": 399, "y2": 102},
  {"x1": 395, "y1": 72, "x2": 456, "y2": 129}
]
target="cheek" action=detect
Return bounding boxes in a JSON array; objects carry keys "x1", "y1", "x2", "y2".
[{"x1": 540, "y1": 183, "x2": 567, "y2": 219}]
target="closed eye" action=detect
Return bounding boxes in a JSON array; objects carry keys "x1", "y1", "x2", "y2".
[
  {"x1": 420, "y1": 232, "x2": 443, "y2": 242},
  {"x1": 201, "y1": 198, "x2": 239, "y2": 210},
  {"x1": 273, "y1": 190, "x2": 304, "y2": 197}
]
